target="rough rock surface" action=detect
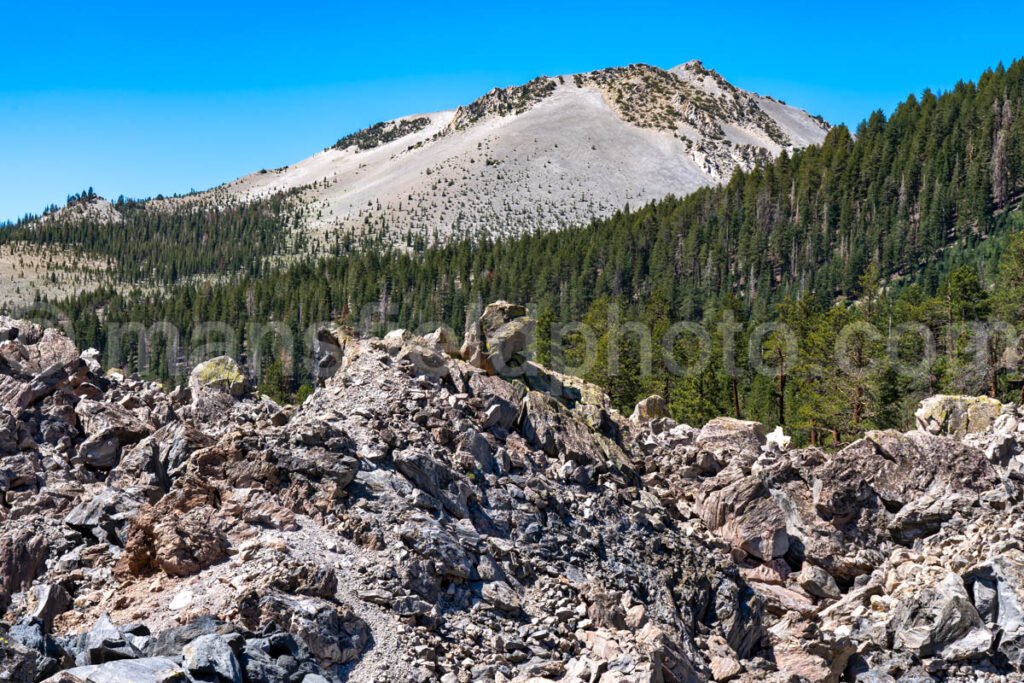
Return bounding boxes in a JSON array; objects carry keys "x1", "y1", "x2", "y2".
[
  {"x1": 915, "y1": 394, "x2": 1003, "y2": 440},
  {"x1": 0, "y1": 309, "x2": 1023, "y2": 683}
]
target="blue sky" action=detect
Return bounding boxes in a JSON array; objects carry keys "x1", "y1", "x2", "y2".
[{"x1": 3, "y1": 0, "x2": 1023, "y2": 222}]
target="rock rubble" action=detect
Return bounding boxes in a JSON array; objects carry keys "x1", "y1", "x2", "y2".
[{"x1": 0, "y1": 306, "x2": 1022, "y2": 682}]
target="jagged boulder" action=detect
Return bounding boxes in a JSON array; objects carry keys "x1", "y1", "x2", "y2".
[
  {"x1": 630, "y1": 395, "x2": 670, "y2": 422},
  {"x1": 147, "y1": 422, "x2": 214, "y2": 482},
  {"x1": 478, "y1": 301, "x2": 527, "y2": 337},
  {"x1": 394, "y1": 342, "x2": 449, "y2": 378},
  {"x1": 769, "y1": 614, "x2": 855, "y2": 682},
  {"x1": 889, "y1": 568, "x2": 991, "y2": 660},
  {"x1": 74, "y1": 399, "x2": 151, "y2": 470},
  {"x1": 965, "y1": 550, "x2": 1024, "y2": 667},
  {"x1": 857, "y1": 430, "x2": 1000, "y2": 509},
  {"x1": 63, "y1": 614, "x2": 145, "y2": 665},
  {"x1": 64, "y1": 487, "x2": 139, "y2": 545},
  {"x1": 915, "y1": 395, "x2": 1003, "y2": 439},
  {"x1": 519, "y1": 360, "x2": 608, "y2": 409},
  {"x1": 481, "y1": 580, "x2": 522, "y2": 614},
  {"x1": 117, "y1": 482, "x2": 229, "y2": 578},
  {"x1": 189, "y1": 356, "x2": 249, "y2": 399},
  {"x1": 698, "y1": 473, "x2": 790, "y2": 561},
  {"x1": 381, "y1": 328, "x2": 411, "y2": 350},
  {"x1": 0, "y1": 317, "x2": 91, "y2": 413},
  {"x1": 0, "y1": 526, "x2": 48, "y2": 614},
  {"x1": 237, "y1": 592, "x2": 369, "y2": 666},
  {"x1": 8, "y1": 618, "x2": 72, "y2": 678},
  {"x1": 182, "y1": 633, "x2": 242, "y2": 683},
  {"x1": 697, "y1": 417, "x2": 766, "y2": 459},
  {"x1": 187, "y1": 356, "x2": 252, "y2": 424},
  {"x1": 41, "y1": 657, "x2": 186, "y2": 682},
  {"x1": 312, "y1": 324, "x2": 353, "y2": 386},
  {"x1": 520, "y1": 390, "x2": 631, "y2": 473},
  {"x1": 461, "y1": 300, "x2": 535, "y2": 374},
  {"x1": 422, "y1": 326, "x2": 459, "y2": 356},
  {"x1": 485, "y1": 317, "x2": 535, "y2": 372},
  {"x1": 798, "y1": 563, "x2": 841, "y2": 600},
  {"x1": 0, "y1": 317, "x2": 80, "y2": 378},
  {"x1": 29, "y1": 584, "x2": 73, "y2": 632}
]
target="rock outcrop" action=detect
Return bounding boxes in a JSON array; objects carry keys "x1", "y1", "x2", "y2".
[
  {"x1": 0, "y1": 309, "x2": 1022, "y2": 682},
  {"x1": 915, "y1": 394, "x2": 1003, "y2": 439}
]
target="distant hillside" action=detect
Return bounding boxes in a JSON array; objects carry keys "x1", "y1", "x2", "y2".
[{"x1": 205, "y1": 60, "x2": 827, "y2": 245}]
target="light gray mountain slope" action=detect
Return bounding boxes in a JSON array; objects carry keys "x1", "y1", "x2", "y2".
[{"x1": 191, "y1": 60, "x2": 829, "y2": 246}]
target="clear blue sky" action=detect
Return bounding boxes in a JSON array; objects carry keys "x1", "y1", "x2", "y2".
[{"x1": 3, "y1": 0, "x2": 1023, "y2": 223}]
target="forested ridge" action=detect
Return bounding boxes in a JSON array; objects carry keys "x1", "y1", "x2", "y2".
[
  {"x1": 0, "y1": 192, "x2": 308, "y2": 283},
  {"x1": 17, "y1": 59, "x2": 1024, "y2": 444}
]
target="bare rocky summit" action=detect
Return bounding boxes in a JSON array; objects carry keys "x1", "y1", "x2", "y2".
[
  {"x1": 221, "y1": 61, "x2": 828, "y2": 246},
  {"x1": 1, "y1": 303, "x2": 1023, "y2": 682}
]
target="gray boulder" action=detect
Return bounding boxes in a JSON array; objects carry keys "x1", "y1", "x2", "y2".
[
  {"x1": 696, "y1": 417, "x2": 766, "y2": 458},
  {"x1": 461, "y1": 301, "x2": 535, "y2": 374},
  {"x1": 237, "y1": 592, "x2": 368, "y2": 666},
  {"x1": 394, "y1": 342, "x2": 449, "y2": 378},
  {"x1": 798, "y1": 563, "x2": 841, "y2": 600},
  {"x1": 482, "y1": 580, "x2": 522, "y2": 614},
  {"x1": 74, "y1": 399, "x2": 151, "y2": 469},
  {"x1": 42, "y1": 657, "x2": 187, "y2": 682},
  {"x1": 890, "y1": 571, "x2": 990, "y2": 659},
  {"x1": 182, "y1": 634, "x2": 242, "y2": 683},
  {"x1": 30, "y1": 584, "x2": 73, "y2": 631},
  {"x1": 965, "y1": 549, "x2": 1024, "y2": 667},
  {"x1": 69, "y1": 614, "x2": 144, "y2": 665}
]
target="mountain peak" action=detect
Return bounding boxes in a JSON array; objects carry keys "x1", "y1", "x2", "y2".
[
  {"x1": 56, "y1": 61, "x2": 828, "y2": 251},
  {"x1": 672, "y1": 58, "x2": 708, "y2": 72}
]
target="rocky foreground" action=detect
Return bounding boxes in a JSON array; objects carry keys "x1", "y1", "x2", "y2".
[{"x1": 0, "y1": 303, "x2": 1023, "y2": 683}]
